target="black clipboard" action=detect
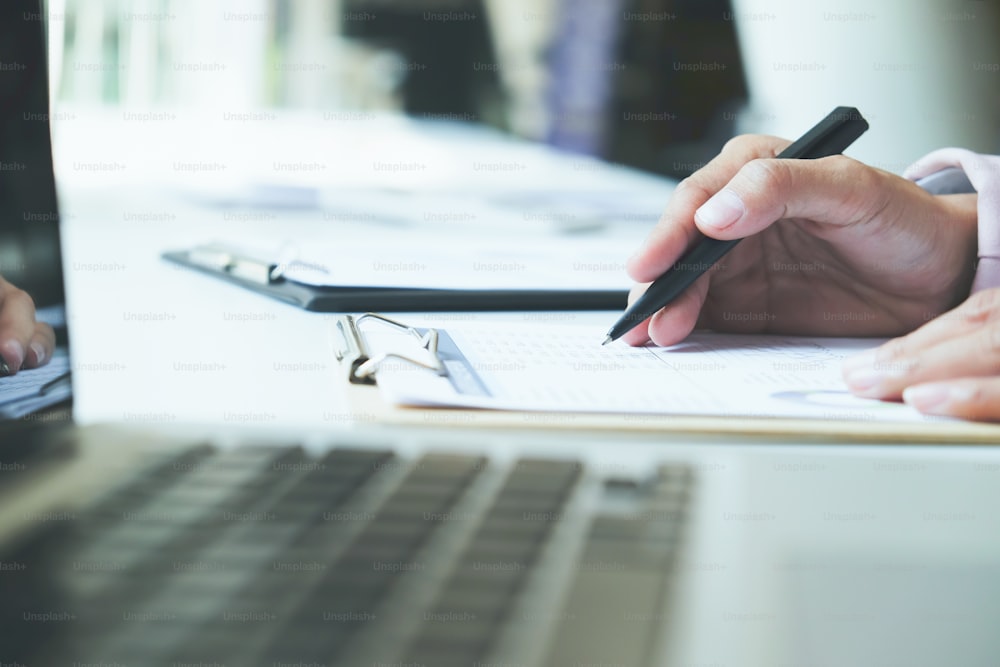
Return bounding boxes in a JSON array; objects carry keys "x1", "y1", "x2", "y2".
[{"x1": 163, "y1": 245, "x2": 628, "y2": 312}]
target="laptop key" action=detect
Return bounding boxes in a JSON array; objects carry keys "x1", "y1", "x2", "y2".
[
  {"x1": 401, "y1": 457, "x2": 581, "y2": 664},
  {"x1": 546, "y1": 569, "x2": 669, "y2": 667},
  {"x1": 249, "y1": 453, "x2": 487, "y2": 665},
  {"x1": 544, "y1": 463, "x2": 693, "y2": 667},
  {"x1": 41, "y1": 447, "x2": 392, "y2": 665}
]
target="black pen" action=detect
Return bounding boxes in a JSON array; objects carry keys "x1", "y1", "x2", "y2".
[{"x1": 603, "y1": 106, "x2": 869, "y2": 345}]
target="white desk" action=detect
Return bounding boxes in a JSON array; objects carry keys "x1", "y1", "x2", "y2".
[
  {"x1": 53, "y1": 110, "x2": 667, "y2": 429},
  {"x1": 53, "y1": 107, "x2": 1000, "y2": 456}
]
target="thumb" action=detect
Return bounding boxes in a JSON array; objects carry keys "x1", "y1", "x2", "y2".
[{"x1": 692, "y1": 155, "x2": 895, "y2": 240}]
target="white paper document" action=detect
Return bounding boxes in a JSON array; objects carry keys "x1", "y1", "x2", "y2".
[{"x1": 363, "y1": 320, "x2": 937, "y2": 423}]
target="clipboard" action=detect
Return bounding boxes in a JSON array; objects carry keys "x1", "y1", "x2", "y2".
[
  {"x1": 163, "y1": 244, "x2": 628, "y2": 312},
  {"x1": 335, "y1": 313, "x2": 447, "y2": 386},
  {"x1": 333, "y1": 312, "x2": 1000, "y2": 444}
]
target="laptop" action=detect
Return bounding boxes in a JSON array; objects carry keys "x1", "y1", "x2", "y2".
[{"x1": 5, "y1": 3, "x2": 1000, "y2": 666}]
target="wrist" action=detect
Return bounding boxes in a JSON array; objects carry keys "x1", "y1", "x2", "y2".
[{"x1": 937, "y1": 193, "x2": 980, "y2": 307}]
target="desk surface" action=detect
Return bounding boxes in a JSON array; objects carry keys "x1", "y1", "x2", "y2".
[
  {"x1": 53, "y1": 109, "x2": 1000, "y2": 458},
  {"x1": 53, "y1": 111, "x2": 666, "y2": 430}
]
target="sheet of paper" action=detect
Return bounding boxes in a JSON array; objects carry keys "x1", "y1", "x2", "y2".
[{"x1": 366, "y1": 321, "x2": 939, "y2": 423}]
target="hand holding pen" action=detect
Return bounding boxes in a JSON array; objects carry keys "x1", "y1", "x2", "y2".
[{"x1": 614, "y1": 108, "x2": 979, "y2": 348}]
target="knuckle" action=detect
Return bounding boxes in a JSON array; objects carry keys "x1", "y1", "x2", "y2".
[
  {"x1": 721, "y1": 133, "x2": 785, "y2": 158},
  {"x1": 721, "y1": 134, "x2": 758, "y2": 155},
  {"x1": 673, "y1": 175, "x2": 712, "y2": 202},
  {"x1": 6, "y1": 286, "x2": 34, "y2": 311},
  {"x1": 875, "y1": 337, "x2": 908, "y2": 366},
  {"x1": 847, "y1": 161, "x2": 887, "y2": 202},
  {"x1": 961, "y1": 387, "x2": 996, "y2": 424},
  {"x1": 822, "y1": 153, "x2": 863, "y2": 174},
  {"x1": 951, "y1": 380, "x2": 1000, "y2": 422},
  {"x1": 740, "y1": 158, "x2": 793, "y2": 195},
  {"x1": 817, "y1": 155, "x2": 889, "y2": 223},
  {"x1": 963, "y1": 288, "x2": 1000, "y2": 324},
  {"x1": 673, "y1": 175, "x2": 697, "y2": 195},
  {"x1": 834, "y1": 155, "x2": 880, "y2": 192},
  {"x1": 36, "y1": 322, "x2": 55, "y2": 341},
  {"x1": 961, "y1": 384, "x2": 985, "y2": 411}
]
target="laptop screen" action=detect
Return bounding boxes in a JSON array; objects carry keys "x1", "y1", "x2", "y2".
[{"x1": 0, "y1": 0, "x2": 72, "y2": 418}]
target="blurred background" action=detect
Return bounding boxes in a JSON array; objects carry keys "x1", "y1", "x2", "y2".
[{"x1": 42, "y1": 0, "x2": 1000, "y2": 178}]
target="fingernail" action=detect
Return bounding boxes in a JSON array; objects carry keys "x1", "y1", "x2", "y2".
[
  {"x1": 903, "y1": 383, "x2": 970, "y2": 415},
  {"x1": 30, "y1": 342, "x2": 46, "y2": 366},
  {"x1": 627, "y1": 238, "x2": 649, "y2": 265},
  {"x1": 695, "y1": 189, "x2": 745, "y2": 230},
  {"x1": 843, "y1": 350, "x2": 882, "y2": 389},
  {"x1": 1, "y1": 340, "x2": 24, "y2": 373},
  {"x1": 844, "y1": 366, "x2": 886, "y2": 393},
  {"x1": 842, "y1": 350, "x2": 877, "y2": 374}
]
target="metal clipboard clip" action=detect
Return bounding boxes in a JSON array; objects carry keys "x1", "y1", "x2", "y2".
[
  {"x1": 187, "y1": 243, "x2": 286, "y2": 285},
  {"x1": 335, "y1": 313, "x2": 449, "y2": 385}
]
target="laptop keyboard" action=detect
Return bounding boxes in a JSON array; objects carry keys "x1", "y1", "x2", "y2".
[{"x1": 2, "y1": 442, "x2": 692, "y2": 667}]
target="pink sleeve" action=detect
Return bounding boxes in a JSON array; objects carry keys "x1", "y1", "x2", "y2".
[{"x1": 905, "y1": 148, "x2": 1000, "y2": 293}]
